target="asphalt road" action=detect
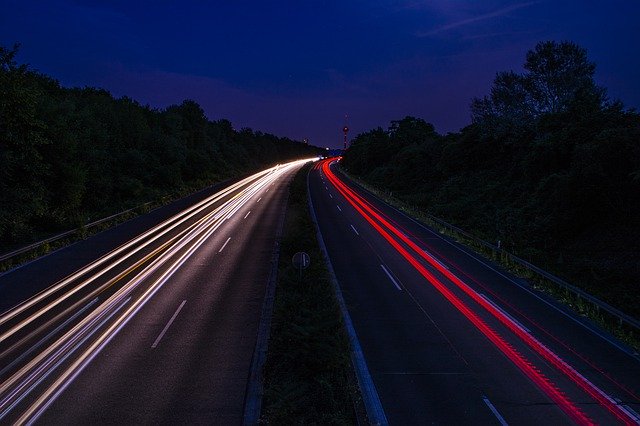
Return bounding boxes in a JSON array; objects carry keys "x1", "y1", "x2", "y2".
[
  {"x1": 309, "y1": 159, "x2": 640, "y2": 425},
  {"x1": 0, "y1": 159, "x2": 311, "y2": 425}
]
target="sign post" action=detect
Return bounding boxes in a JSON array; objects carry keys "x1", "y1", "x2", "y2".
[{"x1": 292, "y1": 251, "x2": 310, "y2": 281}]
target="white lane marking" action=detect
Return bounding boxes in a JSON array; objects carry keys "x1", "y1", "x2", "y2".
[
  {"x1": 152, "y1": 300, "x2": 187, "y2": 349},
  {"x1": 350, "y1": 225, "x2": 359, "y2": 236},
  {"x1": 219, "y1": 237, "x2": 231, "y2": 253},
  {"x1": 479, "y1": 293, "x2": 531, "y2": 333},
  {"x1": 424, "y1": 251, "x2": 450, "y2": 270},
  {"x1": 337, "y1": 205, "x2": 342, "y2": 212},
  {"x1": 482, "y1": 396, "x2": 508, "y2": 426},
  {"x1": 381, "y1": 197, "x2": 639, "y2": 359},
  {"x1": 329, "y1": 194, "x2": 333, "y2": 198},
  {"x1": 380, "y1": 264, "x2": 402, "y2": 291},
  {"x1": 325, "y1": 186, "x2": 329, "y2": 190},
  {"x1": 307, "y1": 168, "x2": 388, "y2": 425},
  {"x1": 257, "y1": 197, "x2": 262, "y2": 203},
  {"x1": 244, "y1": 211, "x2": 251, "y2": 219},
  {"x1": 0, "y1": 159, "x2": 316, "y2": 423},
  {"x1": 266, "y1": 188, "x2": 269, "y2": 192}
]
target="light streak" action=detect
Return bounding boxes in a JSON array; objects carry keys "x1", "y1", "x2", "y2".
[
  {"x1": 0, "y1": 157, "x2": 317, "y2": 423},
  {"x1": 322, "y1": 159, "x2": 638, "y2": 425},
  {"x1": 0, "y1": 296, "x2": 131, "y2": 420},
  {"x1": 0, "y1": 170, "x2": 272, "y2": 341},
  {"x1": 0, "y1": 298, "x2": 99, "y2": 378}
]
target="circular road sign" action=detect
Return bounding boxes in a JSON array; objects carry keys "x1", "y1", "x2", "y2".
[{"x1": 292, "y1": 252, "x2": 311, "y2": 270}]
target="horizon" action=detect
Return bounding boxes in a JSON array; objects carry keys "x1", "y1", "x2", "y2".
[{"x1": 2, "y1": 1, "x2": 639, "y2": 148}]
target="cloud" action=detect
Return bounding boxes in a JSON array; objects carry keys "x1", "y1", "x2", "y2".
[{"x1": 416, "y1": 1, "x2": 540, "y2": 37}]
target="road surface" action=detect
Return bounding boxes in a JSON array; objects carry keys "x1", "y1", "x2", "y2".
[
  {"x1": 0, "y1": 158, "x2": 313, "y2": 425},
  {"x1": 309, "y1": 158, "x2": 640, "y2": 425}
]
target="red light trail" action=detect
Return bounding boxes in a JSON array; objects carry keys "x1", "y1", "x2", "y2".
[{"x1": 320, "y1": 158, "x2": 638, "y2": 425}]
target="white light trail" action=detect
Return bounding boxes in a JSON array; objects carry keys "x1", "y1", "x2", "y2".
[{"x1": 0, "y1": 157, "x2": 317, "y2": 424}]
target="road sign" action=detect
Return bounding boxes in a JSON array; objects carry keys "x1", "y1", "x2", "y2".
[{"x1": 292, "y1": 252, "x2": 310, "y2": 270}]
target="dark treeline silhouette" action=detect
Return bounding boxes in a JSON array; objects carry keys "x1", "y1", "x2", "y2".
[
  {"x1": 342, "y1": 41, "x2": 640, "y2": 317},
  {"x1": 0, "y1": 44, "x2": 320, "y2": 252}
]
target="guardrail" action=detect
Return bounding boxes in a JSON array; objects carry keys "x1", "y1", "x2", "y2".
[
  {"x1": 0, "y1": 202, "x2": 153, "y2": 264},
  {"x1": 343, "y1": 172, "x2": 640, "y2": 337},
  {"x1": 424, "y1": 213, "x2": 640, "y2": 334}
]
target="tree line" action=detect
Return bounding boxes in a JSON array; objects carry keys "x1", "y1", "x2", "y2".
[
  {"x1": 342, "y1": 41, "x2": 640, "y2": 317},
  {"x1": 0, "y1": 44, "x2": 319, "y2": 252}
]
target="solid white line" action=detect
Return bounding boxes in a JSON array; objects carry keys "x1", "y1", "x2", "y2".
[
  {"x1": 622, "y1": 404, "x2": 640, "y2": 422},
  {"x1": 424, "y1": 251, "x2": 450, "y2": 270},
  {"x1": 377, "y1": 191, "x2": 639, "y2": 359},
  {"x1": 219, "y1": 237, "x2": 231, "y2": 253},
  {"x1": 244, "y1": 211, "x2": 251, "y2": 219},
  {"x1": 306, "y1": 171, "x2": 388, "y2": 425},
  {"x1": 257, "y1": 197, "x2": 262, "y2": 203},
  {"x1": 482, "y1": 396, "x2": 508, "y2": 426},
  {"x1": 266, "y1": 188, "x2": 269, "y2": 192},
  {"x1": 0, "y1": 159, "x2": 315, "y2": 422},
  {"x1": 479, "y1": 293, "x2": 531, "y2": 333},
  {"x1": 337, "y1": 205, "x2": 342, "y2": 212},
  {"x1": 380, "y1": 264, "x2": 402, "y2": 291},
  {"x1": 152, "y1": 300, "x2": 186, "y2": 349},
  {"x1": 350, "y1": 225, "x2": 359, "y2": 236}
]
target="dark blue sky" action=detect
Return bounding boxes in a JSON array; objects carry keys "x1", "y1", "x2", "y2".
[{"x1": 2, "y1": 1, "x2": 639, "y2": 148}]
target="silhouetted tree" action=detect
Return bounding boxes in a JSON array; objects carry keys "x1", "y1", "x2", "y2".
[
  {"x1": 0, "y1": 44, "x2": 320, "y2": 251},
  {"x1": 525, "y1": 41, "x2": 605, "y2": 115},
  {"x1": 472, "y1": 41, "x2": 607, "y2": 136},
  {"x1": 343, "y1": 40, "x2": 640, "y2": 317},
  {"x1": 0, "y1": 44, "x2": 49, "y2": 241}
]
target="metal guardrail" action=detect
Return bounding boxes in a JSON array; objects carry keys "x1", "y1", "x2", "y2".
[
  {"x1": 341, "y1": 171, "x2": 640, "y2": 335},
  {"x1": 0, "y1": 202, "x2": 153, "y2": 263},
  {"x1": 424, "y1": 212, "x2": 640, "y2": 333}
]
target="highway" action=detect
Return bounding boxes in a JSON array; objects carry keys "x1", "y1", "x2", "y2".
[
  {"x1": 309, "y1": 158, "x2": 640, "y2": 425},
  {"x1": 0, "y1": 158, "x2": 313, "y2": 425}
]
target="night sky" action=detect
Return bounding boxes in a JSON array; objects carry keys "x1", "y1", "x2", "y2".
[{"x1": 2, "y1": 1, "x2": 639, "y2": 148}]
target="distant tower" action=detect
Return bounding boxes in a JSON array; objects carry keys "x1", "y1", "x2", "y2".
[{"x1": 342, "y1": 114, "x2": 349, "y2": 150}]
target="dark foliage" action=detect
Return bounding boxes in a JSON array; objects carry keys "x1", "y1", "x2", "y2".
[
  {"x1": 341, "y1": 42, "x2": 640, "y2": 317},
  {"x1": 262, "y1": 164, "x2": 355, "y2": 424},
  {"x1": 0, "y1": 44, "x2": 319, "y2": 251}
]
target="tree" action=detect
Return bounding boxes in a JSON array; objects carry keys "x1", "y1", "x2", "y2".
[
  {"x1": 525, "y1": 41, "x2": 605, "y2": 115},
  {"x1": 0, "y1": 44, "x2": 49, "y2": 241},
  {"x1": 388, "y1": 116, "x2": 437, "y2": 146},
  {"x1": 471, "y1": 41, "x2": 607, "y2": 135},
  {"x1": 0, "y1": 43, "x2": 321, "y2": 250},
  {"x1": 471, "y1": 71, "x2": 534, "y2": 136}
]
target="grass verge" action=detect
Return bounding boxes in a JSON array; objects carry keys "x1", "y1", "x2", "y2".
[
  {"x1": 260, "y1": 164, "x2": 359, "y2": 424},
  {"x1": 340, "y1": 168, "x2": 640, "y2": 352}
]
